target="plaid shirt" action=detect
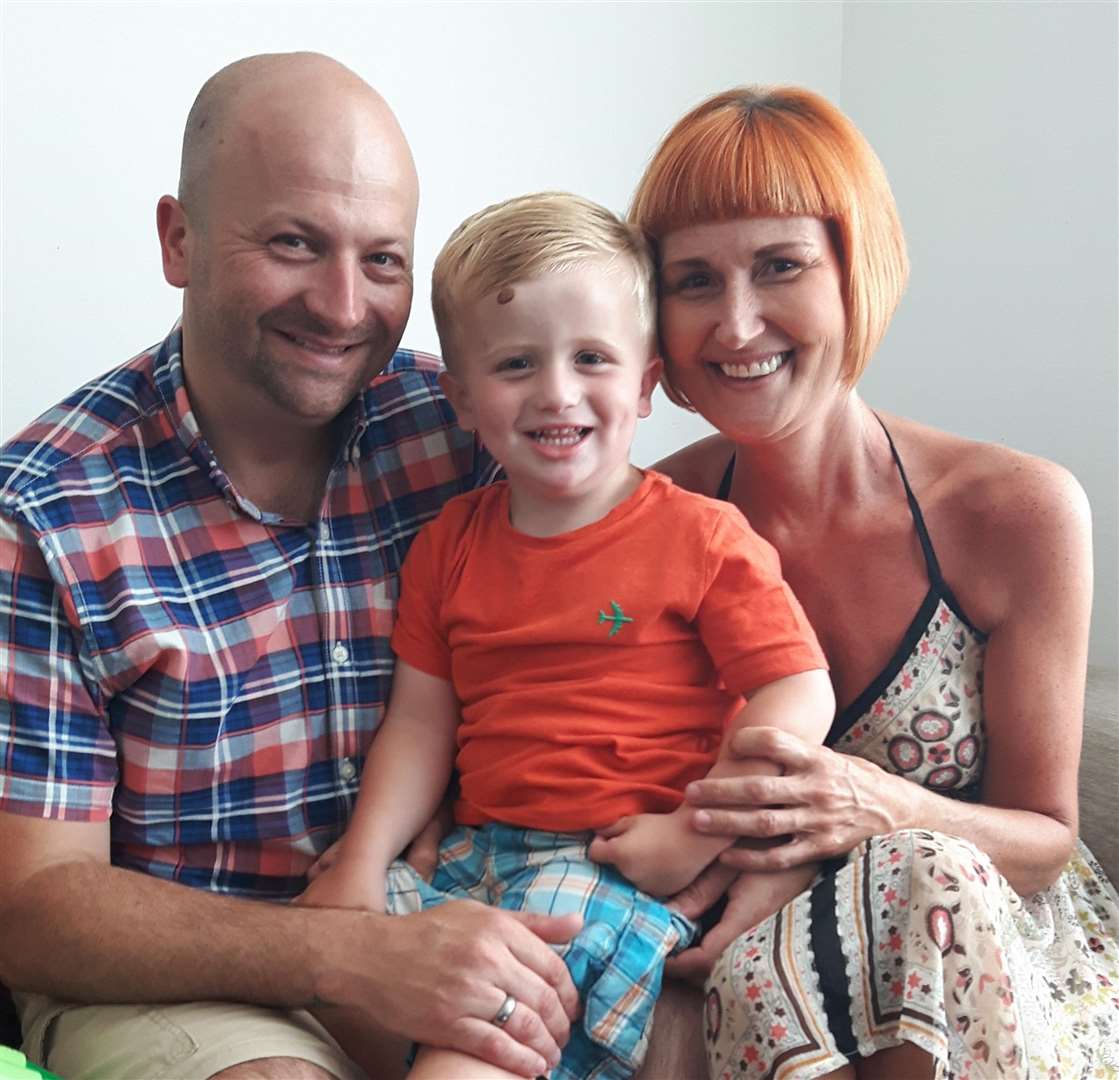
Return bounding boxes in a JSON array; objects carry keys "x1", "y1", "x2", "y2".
[{"x1": 0, "y1": 326, "x2": 495, "y2": 899}]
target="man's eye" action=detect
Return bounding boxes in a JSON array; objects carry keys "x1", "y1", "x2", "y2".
[
  {"x1": 272, "y1": 235, "x2": 310, "y2": 251},
  {"x1": 367, "y1": 252, "x2": 400, "y2": 267}
]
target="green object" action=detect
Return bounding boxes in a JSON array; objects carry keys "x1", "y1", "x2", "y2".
[
  {"x1": 597, "y1": 599, "x2": 634, "y2": 637},
  {"x1": 0, "y1": 1046, "x2": 61, "y2": 1080}
]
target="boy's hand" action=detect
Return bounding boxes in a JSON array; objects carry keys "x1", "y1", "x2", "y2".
[
  {"x1": 589, "y1": 810, "x2": 714, "y2": 897},
  {"x1": 297, "y1": 858, "x2": 387, "y2": 912}
]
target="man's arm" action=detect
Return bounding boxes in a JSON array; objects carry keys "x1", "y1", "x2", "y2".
[{"x1": 0, "y1": 811, "x2": 580, "y2": 1077}]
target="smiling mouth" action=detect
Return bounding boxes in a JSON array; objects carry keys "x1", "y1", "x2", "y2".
[
  {"x1": 715, "y1": 351, "x2": 791, "y2": 380},
  {"x1": 278, "y1": 330, "x2": 361, "y2": 356},
  {"x1": 527, "y1": 426, "x2": 592, "y2": 447}
]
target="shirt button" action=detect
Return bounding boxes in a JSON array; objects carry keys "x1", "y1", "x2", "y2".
[
  {"x1": 332, "y1": 642, "x2": 350, "y2": 665},
  {"x1": 319, "y1": 522, "x2": 330, "y2": 541},
  {"x1": 339, "y1": 758, "x2": 357, "y2": 782}
]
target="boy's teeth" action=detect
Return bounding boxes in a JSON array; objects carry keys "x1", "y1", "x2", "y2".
[
  {"x1": 719, "y1": 352, "x2": 789, "y2": 379},
  {"x1": 532, "y1": 426, "x2": 587, "y2": 446}
]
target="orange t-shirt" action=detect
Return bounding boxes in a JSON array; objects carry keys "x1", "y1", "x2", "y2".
[{"x1": 391, "y1": 471, "x2": 824, "y2": 832}]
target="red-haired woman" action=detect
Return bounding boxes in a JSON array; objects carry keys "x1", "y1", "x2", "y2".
[{"x1": 629, "y1": 87, "x2": 1119, "y2": 1078}]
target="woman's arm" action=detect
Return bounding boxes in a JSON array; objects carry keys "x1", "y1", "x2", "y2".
[
  {"x1": 684, "y1": 456, "x2": 1092, "y2": 896},
  {"x1": 300, "y1": 660, "x2": 459, "y2": 909}
]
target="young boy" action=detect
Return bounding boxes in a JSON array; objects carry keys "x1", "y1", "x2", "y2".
[{"x1": 302, "y1": 193, "x2": 835, "y2": 1079}]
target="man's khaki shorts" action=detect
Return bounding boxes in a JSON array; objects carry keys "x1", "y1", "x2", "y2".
[{"x1": 15, "y1": 992, "x2": 367, "y2": 1080}]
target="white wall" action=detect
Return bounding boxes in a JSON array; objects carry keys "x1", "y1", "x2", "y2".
[
  {"x1": 841, "y1": 0, "x2": 1118, "y2": 666},
  {"x1": 1, "y1": 1, "x2": 1115, "y2": 662},
  {"x1": 0, "y1": 0, "x2": 842, "y2": 463}
]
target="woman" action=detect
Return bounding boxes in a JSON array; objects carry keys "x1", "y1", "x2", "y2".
[{"x1": 631, "y1": 87, "x2": 1119, "y2": 1079}]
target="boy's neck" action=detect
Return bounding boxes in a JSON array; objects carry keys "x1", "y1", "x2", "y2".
[{"x1": 508, "y1": 464, "x2": 645, "y2": 538}]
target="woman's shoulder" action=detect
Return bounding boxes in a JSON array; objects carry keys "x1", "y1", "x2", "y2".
[
  {"x1": 654, "y1": 433, "x2": 736, "y2": 496},
  {"x1": 884, "y1": 413, "x2": 1089, "y2": 529},
  {"x1": 883, "y1": 413, "x2": 1091, "y2": 626}
]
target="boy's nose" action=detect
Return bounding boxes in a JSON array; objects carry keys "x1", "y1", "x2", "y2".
[{"x1": 535, "y1": 364, "x2": 582, "y2": 410}]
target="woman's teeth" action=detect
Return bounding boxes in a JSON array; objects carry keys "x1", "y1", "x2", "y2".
[
  {"x1": 530, "y1": 426, "x2": 589, "y2": 446},
  {"x1": 718, "y1": 352, "x2": 789, "y2": 379}
]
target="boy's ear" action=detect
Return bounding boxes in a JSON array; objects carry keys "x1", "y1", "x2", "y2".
[
  {"x1": 637, "y1": 356, "x2": 663, "y2": 419},
  {"x1": 438, "y1": 369, "x2": 475, "y2": 432}
]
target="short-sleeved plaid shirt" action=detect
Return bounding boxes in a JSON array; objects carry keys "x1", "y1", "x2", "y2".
[{"x1": 0, "y1": 325, "x2": 495, "y2": 899}]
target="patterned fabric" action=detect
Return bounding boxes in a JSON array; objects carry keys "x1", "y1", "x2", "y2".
[
  {"x1": 386, "y1": 824, "x2": 699, "y2": 1079},
  {"x1": 0, "y1": 325, "x2": 496, "y2": 899},
  {"x1": 706, "y1": 434, "x2": 1119, "y2": 1078}
]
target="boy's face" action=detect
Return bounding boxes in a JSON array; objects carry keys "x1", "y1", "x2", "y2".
[{"x1": 440, "y1": 259, "x2": 660, "y2": 517}]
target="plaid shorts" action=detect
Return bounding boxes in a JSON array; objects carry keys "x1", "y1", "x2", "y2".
[{"x1": 386, "y1": 823, "x2": 699, "y2": 1080}]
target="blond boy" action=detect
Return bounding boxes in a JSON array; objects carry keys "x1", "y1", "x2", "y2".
[{"x1": 302, "y1": 193, "x2": 834, "y2": 1079}]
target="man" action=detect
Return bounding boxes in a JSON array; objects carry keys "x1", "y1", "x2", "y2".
[{"x1": 0, "y1": 52, "x2": 582, "y2": 1080}]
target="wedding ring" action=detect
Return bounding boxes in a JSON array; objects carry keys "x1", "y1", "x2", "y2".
[{"x1": 490, "y1": 992, "x2": 517, "y2": 1027}]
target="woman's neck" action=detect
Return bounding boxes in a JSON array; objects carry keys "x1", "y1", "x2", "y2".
[{"x1": 728, "y1": 393, "x2": 893, "y2": 529}]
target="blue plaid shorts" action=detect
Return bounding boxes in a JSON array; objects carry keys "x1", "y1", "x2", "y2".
[{"x1": 385, "y1": 823, "x2": 699, "y2": 1080}]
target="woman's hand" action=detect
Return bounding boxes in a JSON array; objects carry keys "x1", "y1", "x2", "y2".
[{"x1": 685, "y1": 726, "x2": 909, "y2": 871}]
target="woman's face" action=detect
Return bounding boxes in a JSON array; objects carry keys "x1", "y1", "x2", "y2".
[{"x1": 658, "y1": 216, "x2": 848, "y2": 444}]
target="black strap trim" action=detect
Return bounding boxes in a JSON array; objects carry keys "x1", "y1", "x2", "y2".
[
  {"x1": 716, "y1": 454, "x2": 735, "y2": 501},
  {"x1": 875, "y1": 417, "x2": 944, "y2": 587},
  {"x1": 809, "y1": 861, "x2": 858, "y2": 1060}
]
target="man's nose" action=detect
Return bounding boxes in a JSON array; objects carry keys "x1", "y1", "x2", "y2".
[
  {"x1": 713, "y1": 283, "x2": 765, "y2": 351},
  {"x1": 304, "y1": 256, "x2": 364, "y2": 333}
]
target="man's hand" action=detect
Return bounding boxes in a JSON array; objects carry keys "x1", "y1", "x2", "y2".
[{"x1": 326, "y1": 899, "x2": 582, "y2": 1078}]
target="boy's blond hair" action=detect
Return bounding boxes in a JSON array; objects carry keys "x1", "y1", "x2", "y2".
[{"x1": 432, "y1": 192, "x2": 656, "y2": 367}]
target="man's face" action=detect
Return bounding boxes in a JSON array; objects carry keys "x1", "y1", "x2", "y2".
[{"x1": 178, "y1": 94, "x2": 417, "y2": 432}]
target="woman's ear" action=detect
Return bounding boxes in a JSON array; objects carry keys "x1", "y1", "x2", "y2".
[
  {"x1": 637, "y1": 356, "x2": 663, "y2": 419},
  {"x1": 438, "y1": 369, "x2": 475, "y2": 432}
]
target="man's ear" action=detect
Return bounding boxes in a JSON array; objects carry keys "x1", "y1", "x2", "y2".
[
  {"x1": 637, "y1": 356, "x2": 663, "y2": 419},
  {"x1": 438, "y1": 369, "x2": 475, "y2": 432},
  {"x1": 157, "y1": 195, "x2": 191, "y2": 289}
]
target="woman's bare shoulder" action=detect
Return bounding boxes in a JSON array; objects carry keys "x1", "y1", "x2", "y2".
[
  {"x1": 882, "y1": 414, "x2": 1091, "y2": 620},
  {"x1": 653, "y1": 433, "x2": 735, "y2": 496},
  {"x1": 884, "y1": 413, "x2": 1089, "y2": 525}
]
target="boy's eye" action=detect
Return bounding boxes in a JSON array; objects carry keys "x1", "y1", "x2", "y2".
[
  {"x1": 575, "y1": 351, "x2": 607, "y2": 367},
  {"x1": 498, "y1": 356, "x2": 531, "y2": 373}
]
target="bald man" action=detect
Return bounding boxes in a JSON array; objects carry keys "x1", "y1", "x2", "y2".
[{"x1": 0, "y1": 53, "x2": 583, "y2": 1080}]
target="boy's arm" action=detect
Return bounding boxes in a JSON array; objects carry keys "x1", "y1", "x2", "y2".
[
  {"x1": 590, "y1": 669, "x2": 834, "y2": 897},
  {"x1": 300, "y1": 659, "x2": 459, "y2": 910}
]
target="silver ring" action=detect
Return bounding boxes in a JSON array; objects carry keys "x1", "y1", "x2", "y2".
[{"x1": 490, "y1": 993, "x2": 517, "y2": 1027}]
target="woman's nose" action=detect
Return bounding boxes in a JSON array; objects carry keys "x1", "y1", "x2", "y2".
[{"x1": 713, "y1": 284, "x2": 765, "y2": 351}]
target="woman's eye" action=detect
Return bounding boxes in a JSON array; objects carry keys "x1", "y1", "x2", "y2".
[
  {"x1": 667, "y1": 271, "x2": 713, "y2": 293},
  {"x1": 761, "y1": 257, "x2": 801, "y2": 278}
]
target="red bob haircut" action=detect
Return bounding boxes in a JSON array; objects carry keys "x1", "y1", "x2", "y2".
[{"x1": 630, "y1": 86, "x2": 909, "y2": 387}]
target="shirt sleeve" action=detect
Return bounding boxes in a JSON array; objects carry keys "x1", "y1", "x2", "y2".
[
  {"x1": 696, "y1": 506, "x2": 827, "y2": 695},
  {"x1": 0, "y1": 513, "x2": 118, "y2": 820},
  {"x1": 390, "y1": 513, "x2": 453, "y2": 681}
]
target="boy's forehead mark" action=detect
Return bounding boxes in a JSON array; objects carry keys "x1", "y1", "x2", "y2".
[{"x1": 496, "y1": 287, "x2": 515, "y2": 305}]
